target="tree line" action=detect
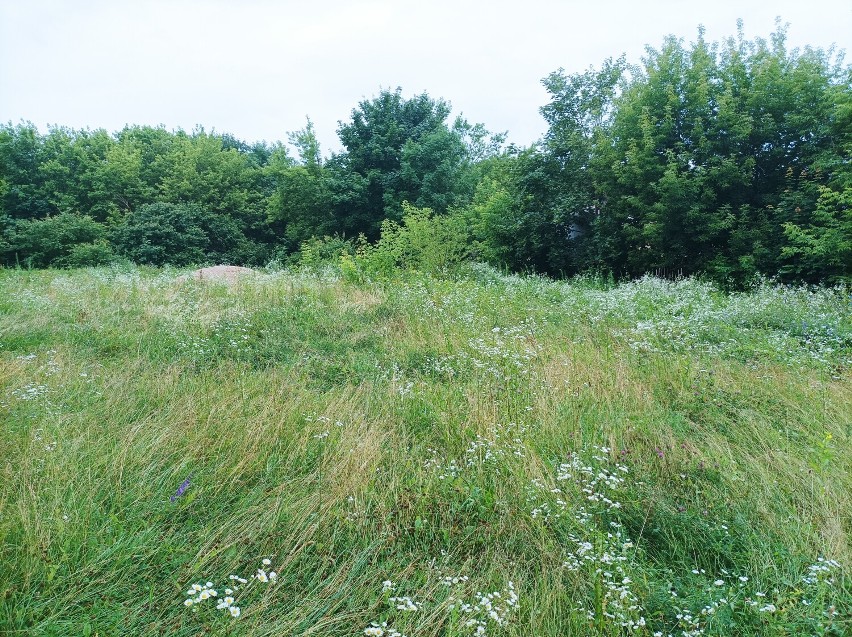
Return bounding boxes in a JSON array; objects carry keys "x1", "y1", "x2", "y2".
[{"x1": 1, "y1": 23, "x2": 849, "y2": 285}]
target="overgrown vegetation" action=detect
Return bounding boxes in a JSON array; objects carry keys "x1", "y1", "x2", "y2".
[
  {"x1": 1, "y1": 22, "x2": 850, "y2": 632},
  {"x1": 1, "y1": 22, "x2": 849, "y2": 285},
  {"x1": 0, "y1": 265, "x2": 849, "y2": 635}
]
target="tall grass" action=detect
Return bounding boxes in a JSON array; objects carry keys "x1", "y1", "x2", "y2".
[{"x1": 0, "y1": 265, "x2": 849, "y2": 635}]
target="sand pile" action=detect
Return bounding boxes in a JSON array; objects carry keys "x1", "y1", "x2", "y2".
[{"x1": 179, "y1": 265, "x2": 258, "y2": 283}]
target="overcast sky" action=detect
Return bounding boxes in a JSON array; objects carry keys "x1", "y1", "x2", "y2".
[{"x1": 1, "y1": 0, "x2": 850, "y2": 154}]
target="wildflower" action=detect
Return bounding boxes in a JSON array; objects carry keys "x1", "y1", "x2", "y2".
[
  {"x1": 183, "y1": 599, "x2": 193, "y2": 607},
  {"x1": 389, "y1": 595, "x2": 420, "y2": 612},
  {"x1": 714, "y1": 580, "x2": 724, "y2": 586},
  {"x1": 364, "y1": 627, "x2": 384, "y2": 636},
  {"x1": 229, "y1": 606, "x2": 241, "y2": 617},
  {"x1": 738, "y1": 576, "x2": 748, "y2": 582},
  {"x1": 262, "y1": 558, "x2": 271, "y2": 566},
  {"x1": 170, "y1": 475, "x2": 192, "y2": 502}
]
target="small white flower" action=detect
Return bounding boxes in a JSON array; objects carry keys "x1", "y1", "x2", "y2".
[
  {"x1": 205, "y1": 582, "x2": 213, "y2": 588},
  {"x1": 229, "y1": 606, "x2": 241, "y2": 618},
  {"x1": 269, "y1": 571, "x2": 277, "y2": 580},
  {"x1": 739, "y1": 576, "x2": 748, "y2": 582},
  {"x1": 714, "y1": 579, "x2": 724, "y2": 586},
  {"x1": 262, "y1": 558, "x2": 271, "y2": 566},
  {"x1": 199, "y1": 590, "x2": 210, "y2": 600},
  {"x1": 183, "y1": 599, "x2": 193, "y2": 607}
]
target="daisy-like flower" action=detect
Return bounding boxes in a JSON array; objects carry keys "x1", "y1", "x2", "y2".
[
  {"x1": 269, "y1": 571, "x2": 277, "y2": 580},
  {"x1": 364, "y1": 627, "x2": 384, "y2": 637},
  {"x1": 224, "y1": 596, "x2": 235, "y2": 605},
  {"x1": 714, "y1": 580, "x2": 724, "y2": 586},
  {"x1": 230, "y1": 606, "x2": 241, "y2": 618},
  {"x1": 262, "y1": 558, "x2": 271, "y2": 566},
  {"x1": 183, "y1": 599, "x2": 193, "y2": 607},
  {"x1": 199, "y1": 590, "x2": 210, "y2": 600},
  {"x1": 192, "y1": 583, "x2": 203, "y2": 592},
  {"x1": 225, "y1": 588, "x2": 233, "y2": 595}
]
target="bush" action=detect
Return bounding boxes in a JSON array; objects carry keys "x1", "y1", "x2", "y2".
[
  {"x1": 297, "y1": 235, "x2": 355, "y2": 269},
  {"x1": 110, "y1": 202, "x2": 253, "y2": 266},
  {"x1": 62, "y1": 241, "x2": 117, "y2": 268},
  {"x1": 3, "y1": 212, "x2": 107, "y2": 268},
  {"x1": 356, "y1": 202, "x2": 470, "y2": 277}
]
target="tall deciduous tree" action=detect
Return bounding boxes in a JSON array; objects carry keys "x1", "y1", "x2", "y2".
[{"x1": 334, "y1": 88, "x2": 466, "y2": 237}]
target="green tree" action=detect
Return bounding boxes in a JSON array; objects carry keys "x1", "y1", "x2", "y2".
[
  {"x1": 334, "y1": 88, "x2": 466, "y2": 237},
  {"x1": 0, "y1": 122, "x2": 51, "y2": 219},
  {"x1": 267, "y1": 120, "x2": 335, "y2": 252},
  {"x1": 587, "y1": 22, "x2": 849, "y2": 283},
  {"x1": 782, "y1": 185, "x2": 852, "y2": 283}
]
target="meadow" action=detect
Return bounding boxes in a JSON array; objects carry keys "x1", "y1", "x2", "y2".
[{"x1": 0, "y1": 264, "x2": 850, "y2": 636}]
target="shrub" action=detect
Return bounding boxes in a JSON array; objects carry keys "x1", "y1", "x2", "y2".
[
  {"x1": 356, "y1": 202, "x2": 470, "y2": 277},
  {"x1": 3, "y1": 212, "x2": 107, "y2": 268},
  {"x1": 297, "y1": 235, "x2": 355, "y2": 269},
  {"x1": 61, "y1": 241, "x2": 117, "y2": 268},
  {"x1": 110, "y1": 202, "x2": 253, "y2": 266}
]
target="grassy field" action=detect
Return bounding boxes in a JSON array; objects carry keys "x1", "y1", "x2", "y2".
[{"x1": 0, "y1": 265, "x2": 850, "y2": 636}]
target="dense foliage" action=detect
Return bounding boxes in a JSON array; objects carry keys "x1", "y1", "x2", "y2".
[{"x1": 1, "y1": 23, "x2": 849, "y2": 285}]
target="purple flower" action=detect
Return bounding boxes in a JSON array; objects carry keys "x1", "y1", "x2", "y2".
[
  {"x1": 655, "y1": 447, "x2": 665, "y2": 458},
  {"x1": 170, "y1": 474, "x2": 192, "y2": 502}
]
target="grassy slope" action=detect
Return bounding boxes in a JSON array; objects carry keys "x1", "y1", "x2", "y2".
[{"x1": 0, "y1": 266, "x2": 849, "y2": 636}]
